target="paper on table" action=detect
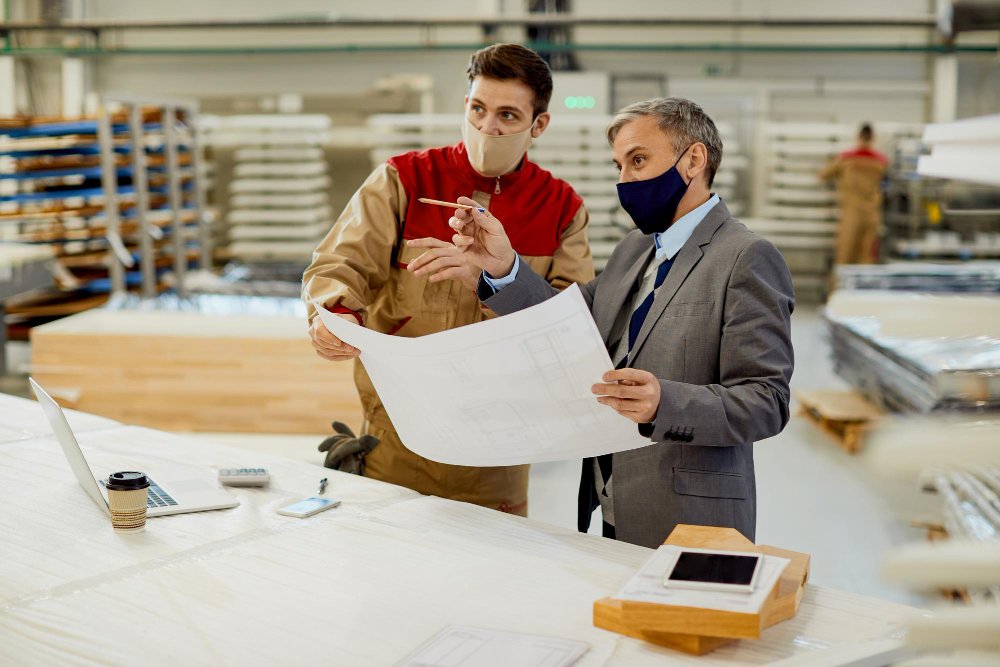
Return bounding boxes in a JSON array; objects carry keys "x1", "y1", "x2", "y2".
[
  {"x1": 395, "y1": 625, "x2": 589, "y2": 667},
  {"x1": 314, "y1": 284, "x2": 649, "y2": 466},
  {"x1": 615, "y1": 545, "x2": 790, "y2": 614}
]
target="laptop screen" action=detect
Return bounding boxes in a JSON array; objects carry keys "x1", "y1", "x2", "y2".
[{"x1": 29, "y1": 378, "x2": 111, "y2": 516}]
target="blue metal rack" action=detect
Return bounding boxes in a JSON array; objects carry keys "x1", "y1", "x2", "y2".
[
  {"x1": 0, "y1": 99, "x2": 208, "y2": 310},
  {"x1": 0, "y1": 181, "x2": 194, "y2": 203},
  {"x1": 0, "y1": 144, "x2": 188, "y2": 158},
  {"x1": 0, "y1": 165, "x2": 193, "y2": 180},
  {"x1": 1, "y1": 121, "x2": 164, "y2": 139}
]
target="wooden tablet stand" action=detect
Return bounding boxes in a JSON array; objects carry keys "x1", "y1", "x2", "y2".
[{"x1": 593, "y1": 524, "x2": 810, "y2": 655}]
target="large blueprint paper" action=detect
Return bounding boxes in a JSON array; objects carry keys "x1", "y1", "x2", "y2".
[{"x1": 315, "y1": 284, "x2": 649, "y2": 466}]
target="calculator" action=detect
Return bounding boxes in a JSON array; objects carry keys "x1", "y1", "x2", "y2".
[{"x1": 218, "y1": 467, "x2": 270, "y2": 487}]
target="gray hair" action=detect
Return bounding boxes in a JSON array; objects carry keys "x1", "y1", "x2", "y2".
[{"x1": 606, "y1": 97, "x2": 723, "y2": 186}]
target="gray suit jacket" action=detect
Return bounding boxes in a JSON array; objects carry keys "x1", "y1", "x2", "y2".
[{"x1": 480, "y1": 200, "x2": 795, "y2": 548}]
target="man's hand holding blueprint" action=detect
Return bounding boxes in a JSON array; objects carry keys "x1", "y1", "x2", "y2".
[{"x1": 314, "y1": 285, "x2": 648, "y2": 466}]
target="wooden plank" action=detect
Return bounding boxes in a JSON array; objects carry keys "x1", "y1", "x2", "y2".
[
  {"x1": 592, "y1": 599, "x2": 736, "y2": 655},
  {"x1": 30, "y1": 310, "x2": 364, "y2": 434}
]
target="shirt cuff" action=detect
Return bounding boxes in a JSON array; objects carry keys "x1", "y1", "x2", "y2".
[{"x1": 481, "y1": 254, "x2": 520, "y2": 293}]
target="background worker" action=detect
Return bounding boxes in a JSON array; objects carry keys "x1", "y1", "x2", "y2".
[
  {"x1": 819, "y1": 122, "x2": 889, "y2": 272},
  {"x1": 302, "y1": 44, "x2": 594, "y2": 517}
]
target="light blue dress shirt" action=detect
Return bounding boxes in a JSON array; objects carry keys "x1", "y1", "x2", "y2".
[{"x1": 483, "y1": 193, "x2": 721, "y2": 290}]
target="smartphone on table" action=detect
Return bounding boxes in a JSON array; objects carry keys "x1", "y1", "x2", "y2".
[{"x1": 276, "y1": 496, "x2": 341, "y2": 518}]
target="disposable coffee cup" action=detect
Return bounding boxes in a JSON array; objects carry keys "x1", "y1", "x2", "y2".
[{"x1": 106, "y1": 471, "x2": 150, "y2": 533}]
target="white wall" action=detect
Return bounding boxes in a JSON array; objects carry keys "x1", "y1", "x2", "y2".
[
  {"x1": 14, "y1": 0, "x2": 974, "y2": 126},
  {"x1": 5, "y1": 0, "x2": 995, "y2": 217},
  {"x1": 958, "y1": 54, "x2": 1000, "y2": 118},
  {"x1": 80, "y1": 0, "x2": 929, "y2": 116}
]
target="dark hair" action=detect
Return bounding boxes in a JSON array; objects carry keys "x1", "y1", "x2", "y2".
[
  {"x1": 466, "y1": 44, "x2": 553, "y2": 118},
  {"x1": 859, "y1": 123, "x2": 873, "y2": 142},
  {"x1": 607, "y1": 97, "x2": 724, "y2": 187}
]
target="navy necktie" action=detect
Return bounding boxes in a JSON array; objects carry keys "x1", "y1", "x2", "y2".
[
  {"x1": 600, "y1": 254, "x2": 674, "y2": 496},
  {"x1": 619, "y1": 256, "x2": 674, "y2": 367}
]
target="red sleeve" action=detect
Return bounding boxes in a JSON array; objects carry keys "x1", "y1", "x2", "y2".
[{"x1": 327, "y1": 304, "x2": 363, "y2": 326}]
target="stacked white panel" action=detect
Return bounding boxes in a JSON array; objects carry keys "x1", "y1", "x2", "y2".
[
  {"x1": 532, "y1": 116, "x2": 622, "y2": 273},
  {"x1": 202, "y1": 115, "x2": 332, "y2": 262}
]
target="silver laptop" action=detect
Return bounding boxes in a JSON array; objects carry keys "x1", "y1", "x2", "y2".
[{"x1": 30, "y1": 377, "x2": 239, "y2": 517}]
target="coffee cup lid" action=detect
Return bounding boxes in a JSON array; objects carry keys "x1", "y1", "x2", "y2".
[{"x1": 106, "y1": 471, "x2": 149, "y2": 491}]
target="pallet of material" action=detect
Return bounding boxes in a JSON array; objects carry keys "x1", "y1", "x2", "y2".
[
  {"x1": 795, "y1": 389, "x2": 883, "y2": 454},
  {"x1": 30, "y1": 309, "x2": 363, "y2": 434},
  {"x1": 914, "y1": 522, "x2": 972, "y2": 604}
]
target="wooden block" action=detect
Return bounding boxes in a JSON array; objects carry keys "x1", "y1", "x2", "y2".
[
  {"x1": 593, "y1": 524, "x2": 811, "y2": 655},
  {"x1": 592, "y1": 598, "x2": 735, "y2": 655},
  {"x1": 595, "y1": 597, "x2": 762, "y2": 640},
  {"x1": 757, "y1": 544, "x2": 810, "y2": 626}
]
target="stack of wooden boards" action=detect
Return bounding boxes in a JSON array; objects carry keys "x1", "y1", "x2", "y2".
[
  {"x1": 30, "y1": 307, "x2": 363, "y2": 434},
  {"x1": 0, "y1": 110, "x2": 204, "y2": 321}
]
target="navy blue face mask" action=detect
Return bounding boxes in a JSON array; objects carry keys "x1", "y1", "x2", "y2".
[{"x1": 617, "y1": 144, "x2": 692, "y2": 235}]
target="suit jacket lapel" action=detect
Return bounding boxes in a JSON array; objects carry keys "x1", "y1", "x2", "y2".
[
  {"x1": 628, "y1": 201, "x2": 732, "y2": 361},
  {"x1": 595, "y1": 236, "x2": 653, "y2": 343}
]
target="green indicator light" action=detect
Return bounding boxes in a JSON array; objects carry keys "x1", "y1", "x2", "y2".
[{"x1": 564, "y1": 96, "x2": 597, "y2": 110}]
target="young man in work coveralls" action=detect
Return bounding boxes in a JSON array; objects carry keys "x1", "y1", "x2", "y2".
[{"x1": 303, "y1": 44, "x2": 595, "y2": 516}]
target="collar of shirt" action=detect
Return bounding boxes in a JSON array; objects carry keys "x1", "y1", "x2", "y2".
[{"x1": 653, "y1": 193, "x2": 721, "y2": 261}]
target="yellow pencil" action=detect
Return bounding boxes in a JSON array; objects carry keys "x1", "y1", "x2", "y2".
[{"x1": 417, "y1": 198, "x2": 478, "y2": 211}]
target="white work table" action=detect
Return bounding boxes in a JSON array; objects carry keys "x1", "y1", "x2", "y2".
[{"x1": 0, "y1": 393, "x2": 920, "y2": 666}]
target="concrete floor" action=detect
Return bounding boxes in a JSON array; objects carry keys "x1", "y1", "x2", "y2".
[{"x1": 5, "y1": 305, "x2": 937, "y2": 607}]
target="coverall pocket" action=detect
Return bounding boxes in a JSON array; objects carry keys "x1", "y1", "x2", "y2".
[{"x1": 394, "y1": 244, "x2": 454, "y2": 315}]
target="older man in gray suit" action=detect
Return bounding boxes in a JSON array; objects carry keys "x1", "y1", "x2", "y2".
[{"x1": 412, "y1": 97, "x2": 794, "y2": 549}]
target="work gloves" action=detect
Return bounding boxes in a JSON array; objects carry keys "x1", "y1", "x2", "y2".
[{"x1": 318, "y1": 421, "x2": 380, "y2": 475}]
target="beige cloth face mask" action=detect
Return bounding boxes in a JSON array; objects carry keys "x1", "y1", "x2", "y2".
[{"x1": 461, "y1": 115, "x2": 535, "y2": 178}]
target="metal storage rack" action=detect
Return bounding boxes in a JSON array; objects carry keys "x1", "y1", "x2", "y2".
[
  {"x1": 97, "y1": 95, "x2": 210, "y2": 299},
  {"x1": 884, "y1": 138, "x2": 1000, "y2": 262},
  {"x1": 0, "y1": 97, "x2": 210, "y2": 318}
]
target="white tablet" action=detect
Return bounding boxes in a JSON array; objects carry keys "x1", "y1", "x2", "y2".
[{"x1": 661, "y1": 547, "x2": 763, "y2": 594}]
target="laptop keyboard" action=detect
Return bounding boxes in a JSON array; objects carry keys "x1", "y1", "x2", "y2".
[{"x1": 146, "y1": 479, "x2": 178, "y2": 508}]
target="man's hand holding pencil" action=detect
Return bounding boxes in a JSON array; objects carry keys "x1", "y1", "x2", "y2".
[{"x1": 406, "y1": 196, "x2": 516, "y2": 287}]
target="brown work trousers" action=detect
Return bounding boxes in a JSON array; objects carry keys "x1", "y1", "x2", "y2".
[
  {"x1": 362, "y1": 411, "x2": 530, "y2": 517},
  {"x1": 835, "y1": 202, "x2": 880, "y2": 266}
]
